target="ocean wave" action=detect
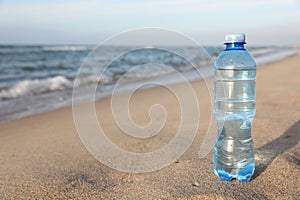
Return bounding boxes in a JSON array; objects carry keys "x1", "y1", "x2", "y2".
[
  {"x1": 0, "y1": 75, "x2": 112, "y2": 100},
  {"x1": 74, "y1": 75, "x2": 112, "y2": 87},
  {"x1": 0, "y1": 45, "x2": 92, "y2": 54},
  {"x1": 0, "y1": 76, "x2": 73, "y2": 99},
  {"x1": 41, "y1": 45, "x2": 93, "y2": 52},
  {"x1": 0, "y1": 47, "x2": 40, "y2": 54},
  {"x1": 250, "y1": 48, "x2": 277, "y2": 57},
  {"x1": 0, "y1": 46, "x2": 295, "y2": 101}
]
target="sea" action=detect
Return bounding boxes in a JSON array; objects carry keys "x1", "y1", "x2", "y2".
[{"x1": 0, "y1": 44, "x2": 297, "y2": 123}]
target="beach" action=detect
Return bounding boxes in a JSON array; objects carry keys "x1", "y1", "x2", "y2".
[{"x1": 0, "y1": 54, "x2": 299, "y2": 199}]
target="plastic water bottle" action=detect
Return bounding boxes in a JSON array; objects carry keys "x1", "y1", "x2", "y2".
[{"x1": 213, "y1": 34, "x2": 256, "y2": 182}]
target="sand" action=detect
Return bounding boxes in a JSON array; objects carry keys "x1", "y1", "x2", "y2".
[{"x1": 0, "y1": 55, "x2": 299, "y2": 199}]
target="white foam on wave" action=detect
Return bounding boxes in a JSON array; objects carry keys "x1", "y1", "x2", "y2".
[
  {"x1": 255, "y1": 49, "x2": 298, "y2": 66},
  {"x1": 0, "y1": 74, "x2": 113, "y2": 100},
  {"x1": 74, "y1": 75, "x2": 111, "y2": 86},
  {"x1": 42, "y1": 45, "x2": 92, "y2": 52},
  {"x1": 250, "y1": 48, "x2": 276, "y2": 57},
  {"x1": 0, "y1": 76, "x2": 72, "y2": 99}
]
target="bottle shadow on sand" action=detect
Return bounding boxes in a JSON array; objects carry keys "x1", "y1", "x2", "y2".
[{"x1": 253, "y1": 120, "x2": 300, "y2": 179}]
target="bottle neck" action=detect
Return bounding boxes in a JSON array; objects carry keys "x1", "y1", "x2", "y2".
[{"x1": 225, "y1": 42, "x2": 245, "y2": 50}]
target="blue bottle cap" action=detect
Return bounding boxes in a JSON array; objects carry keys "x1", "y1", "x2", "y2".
[{"x1": 225, "y1": 34, "x2": 246, "y2": 43}]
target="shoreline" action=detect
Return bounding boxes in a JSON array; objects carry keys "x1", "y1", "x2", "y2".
[
  {"x1": 0, "y1": 48, "x2": 298, "y2": 124},
  {"x1": 0, "y1": 54, "x2": 299, "y2": 199}
]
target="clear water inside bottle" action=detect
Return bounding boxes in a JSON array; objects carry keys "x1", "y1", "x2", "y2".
[{"x1": 213, "y1": 68, "x2": 256, "y2": 182}]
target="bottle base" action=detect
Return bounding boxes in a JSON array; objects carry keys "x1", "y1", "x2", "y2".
[{"x1": 213, "y1": 163, "x2": 255, "y2": 182}]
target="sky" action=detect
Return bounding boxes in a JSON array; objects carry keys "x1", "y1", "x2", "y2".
[{"x1": 0, "y1": 0, "x2": 299, "y2": 45}]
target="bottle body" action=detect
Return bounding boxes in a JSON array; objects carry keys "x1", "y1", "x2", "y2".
[{"x1": 213, "y1": 38, "x2": 256, "y2": 182}]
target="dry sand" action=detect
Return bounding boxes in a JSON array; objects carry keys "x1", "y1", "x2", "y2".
[{"x1": 0, "y1": 55, "x2": 299, "y2": 199}]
